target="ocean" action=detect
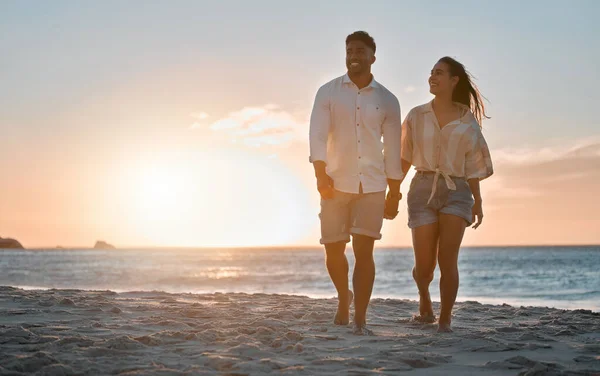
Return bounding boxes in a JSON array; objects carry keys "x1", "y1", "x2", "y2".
[{"x1": 1, "y1": 246, "x2": 598, "y2": 311}]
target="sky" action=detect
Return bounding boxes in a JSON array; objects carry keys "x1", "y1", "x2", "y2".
[{"x1": 1, "y1": 0, "x2": 599, "y2": 248}]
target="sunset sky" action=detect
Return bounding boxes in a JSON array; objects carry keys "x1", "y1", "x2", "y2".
[{"x1": 1, "y1": 1, "x2": 599, "y2": 248}]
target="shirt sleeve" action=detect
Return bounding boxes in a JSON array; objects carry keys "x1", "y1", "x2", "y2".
[
  {"x1": 465, "y1": 127, "x2": 494, "y2": 180},
  {"x1": 382, "y1": 94, "x2": 403, "y2": 180},
  {"x1": 308, "y1": 86, "x2": 330, "y2": 164},
  {"x1": 400, "y1": 109, "x2": 414, "y2": 164}
]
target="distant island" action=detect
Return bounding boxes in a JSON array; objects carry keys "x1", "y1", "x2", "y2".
[
  {"x1": 0, "y1": 237, "x2": 24, "y2": 249},
  {"x1": 93, "y1": 240, "x2": 116, "y2": 250}
]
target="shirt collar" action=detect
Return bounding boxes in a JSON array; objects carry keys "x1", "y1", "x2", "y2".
[
  {"x1": 342, "y1": 73, "x2": 379, "y2": 89},
  {"x1": 423, "y1": 100, "x2": 474, "y2": 126},
  {"x1": 423, "y1": 100, "x2": 471, "y2": 115},
  {"x1": 423, "y1": 100, "x2": 434, "y2": 113}
]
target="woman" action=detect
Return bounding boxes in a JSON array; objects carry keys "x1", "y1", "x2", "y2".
[{"x1": 398, "y1": 57, "x2": 493, "y2": 332}]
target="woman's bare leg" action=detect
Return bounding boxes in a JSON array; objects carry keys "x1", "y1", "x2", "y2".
[
  {"x1": 411, "y1": 223, "x2": 439, "y2": 320},
  {"x1": 437, "y1": 213, "x2": 467, "y2": 332}
]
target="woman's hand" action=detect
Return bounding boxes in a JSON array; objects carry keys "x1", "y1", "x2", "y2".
[{"x1": 472, "y1": 199, "x2": 484, "y2": 229}]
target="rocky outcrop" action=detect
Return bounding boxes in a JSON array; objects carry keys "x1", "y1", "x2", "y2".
[
  {"x1": 0, "y1": 237, "x2": 24, "y2": 249},
  {"x1": 93, "y1": 241, "x2": 116, "y2": 250}
]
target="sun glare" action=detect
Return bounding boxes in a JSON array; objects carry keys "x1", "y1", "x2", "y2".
[
  {"x1": 119, "y1": 149, "x2": 313, "y2": 248},
  {"x1": 136, "y1": 165, "x2": 191, "y2": 222}
]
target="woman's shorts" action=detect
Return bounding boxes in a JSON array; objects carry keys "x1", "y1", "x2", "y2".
[{"x1": 407, "y1": 172, "x2": 474, "y2": 229}]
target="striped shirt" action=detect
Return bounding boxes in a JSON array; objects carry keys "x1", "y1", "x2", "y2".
[{"x1": 401, "y1": 101, "x2": 493, "y2": 203}]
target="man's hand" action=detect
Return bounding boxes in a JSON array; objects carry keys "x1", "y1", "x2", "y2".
[
  {"x1": 316, "y1": 172, "x2": 335, "y2": 200},
  {"x1": 471, "y1": 199, "x2": 484, "y2": 229},
  {"x1": 384, "y1": 191, "x2": 402, "y2": 220}
]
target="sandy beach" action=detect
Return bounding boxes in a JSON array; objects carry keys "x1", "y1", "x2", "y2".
[{"x1": 1, "y1": 286, "x2": 599, "y2": 375}]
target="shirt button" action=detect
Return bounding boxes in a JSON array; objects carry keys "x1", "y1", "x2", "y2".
[
  {"x1": 357, "y1": 124, "x2": 360, "y2": 127},
  {"x1": 358, "y1": 156, "x2": 362, "y2": 159},
  {"x1": 357, "y1": 107, "x2": 360, "y2": 110},
  {"x1": 358, "y1": 140, "x2": 361, "y2": 143}
]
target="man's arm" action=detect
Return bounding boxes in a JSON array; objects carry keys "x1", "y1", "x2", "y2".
[
  {"x1": 309, "y1": 86, "x2": 334, "y2": 199},
  {"x1": 383, "y1": 95, "x2": 403, "y2": 184},
  {"x1": 309, "y1": 86, "x2": 330, "y2": 167},
  {"x1": 387, "y1": 178, "x2": 401, "y2": 198},
  {"x1": 382, "y1": 95, "x2": 403, "y2": 219},
  {"x1": 383, "y1": 95, "x2": 403, "y2": 193}
]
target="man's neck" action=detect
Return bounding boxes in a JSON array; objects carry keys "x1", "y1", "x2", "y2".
[{"x1": 348, "y1": 71, "x2": 373, "y2": 90}]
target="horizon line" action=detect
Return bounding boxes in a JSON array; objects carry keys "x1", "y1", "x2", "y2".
[{"x1": 8, "y1": 243, "x2": 600, "y2": 251}]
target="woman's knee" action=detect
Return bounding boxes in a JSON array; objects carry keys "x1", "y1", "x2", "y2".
[
  {"x1": 438, "y1": 261, "x2": 459, "y2": 279},
  {"x1": 413, "y1": 266, "x2": 434, "y2": 284}
]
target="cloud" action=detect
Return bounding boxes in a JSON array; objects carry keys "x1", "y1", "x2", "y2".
[
  {"x1": 492, "y1": 137, "x2": 600, "y2": 166},
  {"x1": 404, "y1": 86, "x2": 416, "y2": 93},
  {"x1": 188, "y1": 112, "x2": 210, "y2": 129},
  {"x1": 198, "y1": 104, "x2": 306, "y2": 147},
  {"x1": 483, "y1": 139, "x2": 600, "y2": 215},
  {"x1": 191, "y1": 112, "x2": 209, "y2": 120}
]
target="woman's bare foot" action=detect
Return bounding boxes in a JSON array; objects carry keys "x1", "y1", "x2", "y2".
[
  {"x1": 437, "y1": 320, "x2": 453, "y2": 333},
  {"x1": 352, "y1": 323, "x2": 374, "y2": 336},
  {"x1": 333, "y1": 290, "x2": 353, "y2": 325},
  {"x1": 412, "y1": 268, "x2": 435, "y2": 321},
  {"x1": 412, "y1": 313, "x2": 436, "y2": 323},
  {"x1": 413, "y1": 291, "x2": 435, "y2": 322}
]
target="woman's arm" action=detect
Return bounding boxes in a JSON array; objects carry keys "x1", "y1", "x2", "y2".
[
  {"x1": 384, "y1": 159, "x2": 412, "y2": 220},
  {"x1": 386, "y1": 158, "x2": 412, "y2": 196},
  {"x1": 468, "y1": 178, "x2": 483, "y2": 229}
]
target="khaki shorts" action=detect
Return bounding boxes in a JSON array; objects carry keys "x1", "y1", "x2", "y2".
[{"x1": 319, "y1": 190, "x2": 386, "y2": 244}]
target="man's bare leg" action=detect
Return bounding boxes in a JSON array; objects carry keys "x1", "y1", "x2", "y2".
[
  {"x1": 352, "y1": 234, "x2": 376, "y2": 333},
  {"x1": 325, "y1": 241, "x2": 351, "y2": 325}
]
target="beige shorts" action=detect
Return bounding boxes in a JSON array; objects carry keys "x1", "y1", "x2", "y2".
[{"x1": 319, "y1": 190, "x2": 386, "y2": 244}]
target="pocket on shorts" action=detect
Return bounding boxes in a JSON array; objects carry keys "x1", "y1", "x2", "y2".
[
  {"x1": 407, "y1": 176, "x2": 428, "y2": 208},
  {"x1": 448, "y1": 179, "x2": 474, "y2": 208},
  {"x1": 462, "y1": 179, "x2": 473, "y2": 195}
]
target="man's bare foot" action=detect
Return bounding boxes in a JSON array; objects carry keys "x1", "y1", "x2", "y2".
[
  {"x1": 437, "y1": 321, "x2": 453, "y2": 333},
  {"x1": 333, "y1": 290, "x2": 353, "y2": 325}
]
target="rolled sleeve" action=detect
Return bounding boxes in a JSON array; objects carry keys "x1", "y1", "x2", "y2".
[
  {"x1": 382, "y1": 95, "x2": 403, "y2": 180},
  {"x1": 465, "y1": 130, "x2": 494, "y2": 180},
  {"x1": 400, "y1": 110, "x2": 414, "y2": 164},
  {"x1": 308, "y1": 86, "x2": 330, "y2": 163}
]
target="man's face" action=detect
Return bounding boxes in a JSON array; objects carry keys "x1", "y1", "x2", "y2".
[{"x1": 346, "y1": 40, "x2": 375, "y2": 75}]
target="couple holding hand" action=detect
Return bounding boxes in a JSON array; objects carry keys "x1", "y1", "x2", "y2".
[{"x1": 309, "y1": 31, "x2": 493, "y2": 335}]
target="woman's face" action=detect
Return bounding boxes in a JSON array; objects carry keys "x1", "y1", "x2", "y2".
[{"x1": 429, "y1": 61, "x2": 458, "y2": 96}]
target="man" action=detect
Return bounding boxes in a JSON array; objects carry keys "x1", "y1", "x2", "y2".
[{"x1": 309, "y1": 31, "x2": 403, "y2": 335}]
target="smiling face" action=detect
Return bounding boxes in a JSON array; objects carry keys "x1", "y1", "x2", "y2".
[
  {"x1": 346, "y1": 40, "x2": 376, "y2": 75},
  {"x1": 429, "y1": 61, "x2": 459, "y2": 96}
]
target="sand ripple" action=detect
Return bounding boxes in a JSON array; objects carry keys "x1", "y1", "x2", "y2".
[{"x1": 0, "y1": 286, "x2": 599, "y2": 375}]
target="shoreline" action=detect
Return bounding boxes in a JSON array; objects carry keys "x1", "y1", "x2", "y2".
[
  {"x1": 7, "y1": 285, "x2": 600, "y2": 313},
  {"x1": 1, "y1": 286, "x2": 599, "y2": 375}
]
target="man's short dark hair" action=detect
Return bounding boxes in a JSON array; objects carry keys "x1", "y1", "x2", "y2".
[{"x1": 345, "y1": 31, "x2": 376, "y2": 53}]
